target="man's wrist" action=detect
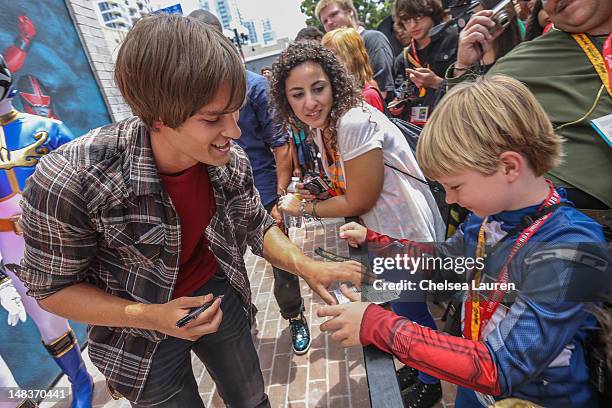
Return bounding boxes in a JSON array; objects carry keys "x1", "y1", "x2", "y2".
[
  {"x1": 126, "y1": 302, "x2": 156, "y2": 330},
  {"x1": 294, "y1": 256, "x2": 315, "y2": 279}
]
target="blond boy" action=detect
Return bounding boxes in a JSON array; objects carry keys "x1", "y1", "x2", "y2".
[{"x1": 319, "y1": 75, "x2": 610, "y2": 407}]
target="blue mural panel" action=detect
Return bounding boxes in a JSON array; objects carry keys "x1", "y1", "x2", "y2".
[
  {"x1": 0, "y1": 0, "x2": 112, "y2": 137},
  {"x1": 0, "y1": 0, "x2": 110, "y2": 393}
]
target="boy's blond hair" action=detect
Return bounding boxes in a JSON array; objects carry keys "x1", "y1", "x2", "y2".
[
  {"x1": 416, "y1": 75, "x2": 563, "y2": 179},
  {"x1": 114, "y1": 13, "x2": 245, "y2": 129},
  {"x1": 321, "y1": 27, "x2": 374, "y2": 88}
]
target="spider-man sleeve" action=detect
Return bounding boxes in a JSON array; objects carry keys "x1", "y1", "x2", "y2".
[{"x1": 360, "y1": 304, "x2": 502, "y2": 396}]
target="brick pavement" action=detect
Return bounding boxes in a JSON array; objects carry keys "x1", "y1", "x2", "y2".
[{"x1": 40, "y1": 219, "x2": 457, "y2": 408}]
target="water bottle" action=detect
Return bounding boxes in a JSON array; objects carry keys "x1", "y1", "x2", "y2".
[{"x1": 286, "y1": 177, "x2": 302, "y2": 228}]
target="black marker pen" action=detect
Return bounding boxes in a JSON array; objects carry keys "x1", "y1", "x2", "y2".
[{"x1": 176, "y1": 295, "x2": 224, "y2": 328}]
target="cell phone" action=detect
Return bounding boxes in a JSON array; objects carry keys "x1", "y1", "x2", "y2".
[
  {"x1": 175, "y1": 295, "x2": 224, "y2": 328},
  {"x1": 388, "y1": 99, "x2": 407, "y2": 110}
]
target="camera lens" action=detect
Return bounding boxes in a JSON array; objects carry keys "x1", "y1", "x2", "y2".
[{"x1": 496, "y1": 12, "x2": 510, "y2": 28}]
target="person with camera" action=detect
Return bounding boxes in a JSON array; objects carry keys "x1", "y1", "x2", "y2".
[
  {"x1": 388, "y1": 0, "x2": 459, "y2": 124},
  {"x1": 447, "y1": 0, "x2": 612, "y2": 218},
  {"x1": 320, "y1": 75, "x2": 611, "y2": 408},
  {"x1": 271, "y1": 41, "x2": 446, "y2": 407},
  {"x1": 444, "y1": 1, "x2": 523, "y2": 76}
]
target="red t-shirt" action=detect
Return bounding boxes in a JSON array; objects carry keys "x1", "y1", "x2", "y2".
[
  {"x1": 160, "y1": 163, "x2": 218, "y2": 299},
  {"x1": 362, "y1": 84, "x2": 384, "y2": 113}
]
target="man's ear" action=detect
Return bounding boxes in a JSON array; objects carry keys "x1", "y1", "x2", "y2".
[
  {"x1": 499, "y1": 151, "x2": 524, "y2": 182},
  {"x1": 151, "y1": 120, "x2": 164, "y2": 132}
]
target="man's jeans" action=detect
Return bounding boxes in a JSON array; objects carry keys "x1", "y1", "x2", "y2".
[
  {"x1": 264, "y1": 200, "x2": 304, "y2": 319},
  {"x1": 132, "y1": 272, "x2": 270, "y2": 407}
]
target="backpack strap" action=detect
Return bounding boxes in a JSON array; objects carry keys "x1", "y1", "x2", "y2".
[{"x1": 383, "y1": 161, "x2": 428, "y2": 186}]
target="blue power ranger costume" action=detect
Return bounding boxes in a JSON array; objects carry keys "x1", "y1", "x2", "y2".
[{"x1": 0, "y1": 54, "x2": 93, "y2": 408}]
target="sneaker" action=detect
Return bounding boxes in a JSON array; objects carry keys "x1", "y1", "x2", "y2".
[
  {"x1": 402, "y1": 380, "x2": 442, "y2": 408},
  {"x1": 288, "y1": 313, "x2": 311, "y2": 355},
  {"x1": 397, "y1": 365, "x2": 418, "y2": 391}
]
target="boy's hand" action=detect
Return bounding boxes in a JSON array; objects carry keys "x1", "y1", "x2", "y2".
[
  {"x1": 147, "y1": 294, "x2": 223, "y2": 341},
  {"x1": 318, "y1": 286, "x2": 371, "y2": 347},
  {"x1": 339, "y1": 222, "x2": 367, "y2": 247},
  {"x1": 406, "y1": 68, "x2": 443, "y2": 90},
  {"x1": 388, "y1": 98, "x2": 405, "y2": 116}
]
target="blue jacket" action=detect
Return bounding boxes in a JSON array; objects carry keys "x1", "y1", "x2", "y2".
[
  {"x1": 454, "y1": 190, "x2": 610, "y2": 406},
  {"x1": 235, "y1": 71, "x2": 288, "y2": 206}
]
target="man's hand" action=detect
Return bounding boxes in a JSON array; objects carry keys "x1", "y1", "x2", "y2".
[
  {"x1": 270, "y1": 203, "x2": 286, "y2": 233},
  {"x1": 146, "y1": 294, "x2": 223, "y2": 341},
  {"x1": 456, "y1": 10, "x2": 503, "y2": 70},
  {"x1": 318, "y1": 285, "x2": 371, "y2": 347},
  {"x1": 339, "y1": 222, "x2": 367, "y2": 248},
  {"x1": 406, "y1": 68, "x2": 443, "y2": 89},
  {"x1": 298, "y1": 259, "x2": 365, "y2": 305},
  {"x1": 0, "y1": 280, "x2": 27, "y2": 326}
]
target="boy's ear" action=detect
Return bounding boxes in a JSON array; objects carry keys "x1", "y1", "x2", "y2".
[{"x1": 499, "y1": 151, "x2": 524, "y2": 182}]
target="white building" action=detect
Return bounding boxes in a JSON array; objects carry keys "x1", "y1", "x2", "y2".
[{"x1": 95, "y1": 0, "x2": 152, "y2": 30}]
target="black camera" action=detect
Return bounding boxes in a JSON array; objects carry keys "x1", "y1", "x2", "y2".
[
  {"x1": 302, "y1": 175, "x2": 330, "y2": 196},
  {"x1": 431, "y1": 0, "x2": 515, "y2": 34}
]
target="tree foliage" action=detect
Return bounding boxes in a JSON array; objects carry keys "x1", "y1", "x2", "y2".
[{"x1": 300, "y1": 0, "x2": 393, "y2": 31}]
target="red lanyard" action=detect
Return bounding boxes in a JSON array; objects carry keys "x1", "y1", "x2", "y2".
[
  {"x1": 409, "y1": 39, "x2": 422, "y2": 68},
  {"x1": 604, "y1": 33, "x2": 612, "y2": 93},
  {"x1": 464, "y1": 181, "x2": 561, "y2": 340}
]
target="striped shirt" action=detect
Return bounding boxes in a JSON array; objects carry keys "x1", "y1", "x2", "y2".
[{"x1": 17, "y1": 117, "x2": 274, "y2": 402}]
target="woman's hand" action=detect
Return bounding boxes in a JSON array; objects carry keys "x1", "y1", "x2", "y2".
[
  {"x1": 295, "y1": 183, "x2": 331, "y2": 201},
  {"x1": 278, "y1": 193, "x2": 302, "y2": 217},
  {"x1": 339, "y1": 222, "x2": 367, "y2": 248}
]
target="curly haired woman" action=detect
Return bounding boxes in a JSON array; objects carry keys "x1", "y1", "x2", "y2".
[{"x1": 272, "y1": 40, "x2": 446, "y2": 406}]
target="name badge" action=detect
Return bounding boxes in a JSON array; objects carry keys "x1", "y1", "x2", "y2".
[
  {"x1": 410, "y1": 106, "x2": 429, "y2": 126},
  {"x1": 590, "y1": 113, "x2": 612, "y2": 149}
]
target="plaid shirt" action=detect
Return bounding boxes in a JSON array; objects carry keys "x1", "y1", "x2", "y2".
[{"x1": 18, "y1": 117, "x2": 274, "y2": 402}]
